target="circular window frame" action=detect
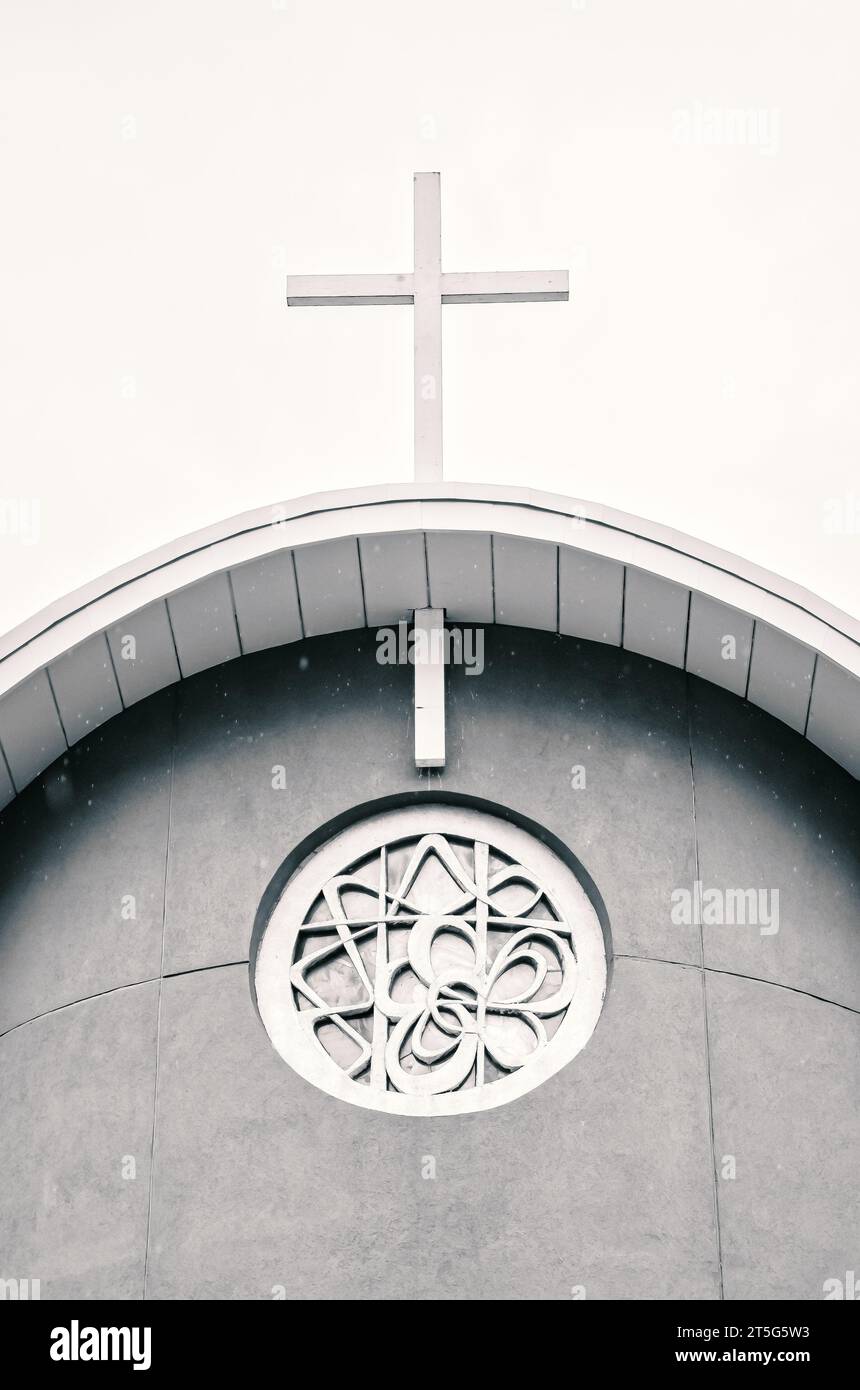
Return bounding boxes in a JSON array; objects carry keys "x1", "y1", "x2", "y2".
[{"x1": 252, "y1": 799, "x2": 609, "y2": 1116}]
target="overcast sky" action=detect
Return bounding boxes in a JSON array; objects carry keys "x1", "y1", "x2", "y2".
[{"x1": 1, "y1": 0, "x2": 858, "y2": 636}]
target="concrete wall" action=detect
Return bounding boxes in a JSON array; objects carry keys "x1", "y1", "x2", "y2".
[{"x1": 0, "y1": 628, "x2": 857, "y2": 1300}]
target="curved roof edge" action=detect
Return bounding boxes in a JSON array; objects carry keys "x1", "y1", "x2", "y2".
[{"x1": 0, "y1": 483, "x2": 857, "y2": 803}]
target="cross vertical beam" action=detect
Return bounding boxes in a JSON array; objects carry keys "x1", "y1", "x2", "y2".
[
  {"x1": 413, "y1": 173, "x2": 443, "y2": 482},
  {"x1": 413, "y1": 608, "x2": 446, "y2": 768}
]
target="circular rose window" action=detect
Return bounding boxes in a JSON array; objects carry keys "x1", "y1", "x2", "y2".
[{"x1": 253, "y1": 803, "x2": 607, "y2": 1115}]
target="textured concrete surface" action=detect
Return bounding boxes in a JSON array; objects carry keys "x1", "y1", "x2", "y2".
[
  {"x1": 146, "y1": 959, "x2": 718, "y2": 1300},
  {"x1": 163, "y1": 634, "x2": 412, "y2": 975},
  {"x1": 443, "y1": 632, "x2": 700, "y2": 968},
  {"x1": 0, "y1": 627, "x2": 857, "y2": 1300},
  {"x1": 0, "y1": 692, "x2": 172, "y2": 1033},
  {"x1": 691, "y1": 679, "x2": 860, "y2": 1011},
  {"x1": 707, "y1": 971, "x2": 860, "y2": 1300},
  {"x1": 0, "y1": 981, "x2": 158, "y2": 1299}
]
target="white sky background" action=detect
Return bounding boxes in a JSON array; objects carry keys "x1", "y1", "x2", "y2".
[{"x1": 1, "y1": 0, "x2": 858, "y2": 635}]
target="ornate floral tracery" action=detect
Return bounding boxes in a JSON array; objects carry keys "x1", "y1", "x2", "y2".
[
  {"x1": 255, "y1": 805, "x2": 607, "y2": 1114},
  {"x1": 290, "y1": 830, "x2": 579, "y2": 1096}
]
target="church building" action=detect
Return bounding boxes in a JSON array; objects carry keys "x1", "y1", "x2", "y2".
[{"x1": 0, "y1": 176, "x2": 857, "y2": 1301}]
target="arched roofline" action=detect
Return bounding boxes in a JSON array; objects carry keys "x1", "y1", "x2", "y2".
[{"x1": 0, "y1": 483, "x2": 857, "y2": 803}]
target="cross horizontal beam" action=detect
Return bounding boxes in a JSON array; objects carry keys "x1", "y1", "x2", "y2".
[
  {"x1": 287, "y1": 273, "x2": 413, "y2": 306},
  {"x1": 286, "y1": 268, "x2": 568, "y2": 307},
  {"x1": 441, "y1": 270, "x2": 568, "y2": 304}
]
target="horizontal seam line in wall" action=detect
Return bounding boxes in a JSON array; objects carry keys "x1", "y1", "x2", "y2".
[
  {"x1": 2, "y1": 955, "x2": 857, "y2": 1038},
  {"x1": 614, "y1": 953, "x2": 860, "y2": 1017},
  {"x1": 0, "y1": 960, "x2": 250, "y2": 1040}
]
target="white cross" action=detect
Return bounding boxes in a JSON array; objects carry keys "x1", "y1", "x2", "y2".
[
  {"x1": 287, "y1": 173, "x2": 569, "y2": 772},
  {"x1": 286, "y1": 171, "x2": 568, "y2": 483}
]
